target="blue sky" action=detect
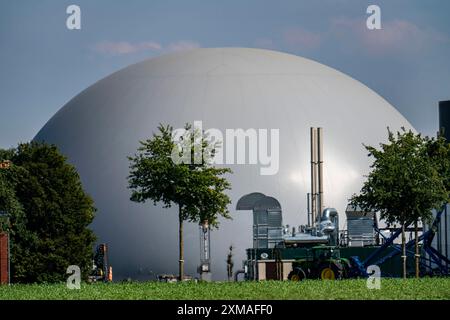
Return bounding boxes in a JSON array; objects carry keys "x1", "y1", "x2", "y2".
[{"x1": 1, "y1": 0, "x2": 449, "y2": 148}]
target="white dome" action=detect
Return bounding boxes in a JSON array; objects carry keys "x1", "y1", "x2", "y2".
[{"x1": 35, "y1": 48, "x2": 414, "y2": 280}]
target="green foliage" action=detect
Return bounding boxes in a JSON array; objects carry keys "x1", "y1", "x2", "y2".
[
  {"x1": 128, "y1": 123, "x2": 232, "y2": 279},
  {"x1": 351, "y1": 128, "x2": 448, "y2": 225},
  {"x1": 426, "y1": 133, "x2": 450, "y2": 201},
  {"x1": 0, "y1": 164, "x2": 25, "y2": 234},
  {"x1": 0, "y1": 142, "x2": 96, "y2": 283},
  {"x1": 0, "y1": 278, "x2": 449, "y2": 300},
  {"x1": 128, "y1": 123, "x2": 232, "y2": 227}
]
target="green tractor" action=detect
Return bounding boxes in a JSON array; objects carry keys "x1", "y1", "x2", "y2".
[{"x1": 288, "y1": 245, "x2": 350, "y2": 281}]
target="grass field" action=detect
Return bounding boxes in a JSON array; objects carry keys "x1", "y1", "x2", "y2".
[{"x1": 0, "y1": 278, "x2": 449, "y2": 300}]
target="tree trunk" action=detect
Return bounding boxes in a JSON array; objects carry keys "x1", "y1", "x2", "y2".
[
  {"x1": 415, "y1": 220, "x2": 419, "y2": 278},
  {"x1": 402, "y1": 223, "x2": 407, "y2": 279},
  {"x1": 179, "y1": 205, "x2": 184, "y2": 281}
]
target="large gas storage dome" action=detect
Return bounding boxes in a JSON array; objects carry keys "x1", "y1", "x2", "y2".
[{"x1": 35, "y1": 48, "x2": 414, "y2": 280}]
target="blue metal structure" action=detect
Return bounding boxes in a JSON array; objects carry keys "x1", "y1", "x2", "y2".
[{"x1": 355, "y1": 206, "x2": 450, "y2": 277}]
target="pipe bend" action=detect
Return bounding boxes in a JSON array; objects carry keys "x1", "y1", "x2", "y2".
[
  {"x1": 321, "y1": 208, "x2": 338, "y2": 221},
  {"x1": 234, "y1": 269, "x2": 245, "y2": 282}
]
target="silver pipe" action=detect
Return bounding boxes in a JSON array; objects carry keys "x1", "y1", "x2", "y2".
[
  {"x1": 310, "y1": 128, "x2": 317, "y2": 225},
  {"x1": 317, "y1": 127, "x2": 324, "y2": 218},
  {"x1": 234, "y1": 269, "x2": 245, "y2": 282},
  {"x1": 307, "y1": 193, "x2": 311, "y2": 227},
  {"x1": 316, "y1": 193, "x2": 321, "y2": 223},
  {"x1": 321, "y1": 207, "x2": 338, "y2": 221},
  {"x1": 321, "y1": 208, "x2": 339, "y2": 244}
]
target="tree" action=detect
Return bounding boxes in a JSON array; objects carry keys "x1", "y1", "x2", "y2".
[
  {"x1": 128, "y1": 124, "x2": 232, "y2": 280},
  {"x1": 351, "y1": 128, "x2": 447, "y2": 278},
  {"x1": 0, "y1": 159, "x2": 31, "y2": 282},
  {"x1": 0, "y1": 142, "x2": 96, "y2": 283},
  {"x1": 424, "y1": 132, "x2": 450, "y2": 276},
  {"x1": 426, "y1": 132, "x2": 450, "y2": 194}
]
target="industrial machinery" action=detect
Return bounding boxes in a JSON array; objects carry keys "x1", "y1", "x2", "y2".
[
  {"x1": 240, "y1": 128, "x2": 351, "y2": 281},
  {"x1": 198, "y1": 220, "x2": 212, "y2": 281},
  {"x1": 240, "y1": 127, "x2": 450, "y2": 281},
  {"x1": 89, "y1": 243, "x2": 112, "y2": 282},
  {"x1": 288, "y1": 246, "x2": 349, "y2": 280},
  {"x1": 241, "y1": 206, "x2": 349, "y2": 281}
]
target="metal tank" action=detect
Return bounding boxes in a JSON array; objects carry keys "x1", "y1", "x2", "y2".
[{"x1": 34, "y1": 48, "x2": 415, "y2": 280}]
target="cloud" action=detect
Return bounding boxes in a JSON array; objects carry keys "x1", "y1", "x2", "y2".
[
  {"x1": 282, "y1": 27, "x2": 322, "y2": 50},
  {"x1": 93, "y1": 41, "x2": 162, "y2": 55},
  {"x1": 250, "y1": 18, "x2": 449, "y2": 57},
  {"x1": 93, "y1": 40, "x2": 201, "y2": 56},
  {"x1": 330, "y1": 18, "x2": 450, "y2": 55},
  {"x1": 166, "y1": 40, "x2": 201, "y2": 52}
]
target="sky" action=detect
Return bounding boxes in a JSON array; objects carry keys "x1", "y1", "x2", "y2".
[{"x1": 1, "y1": 0, "x2": 450, "y2": 149}]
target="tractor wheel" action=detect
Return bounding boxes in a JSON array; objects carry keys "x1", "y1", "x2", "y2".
[
  {"x1": 288, "y1": 267, "x2": 306, "y2": 282},
  {"x1": 318, "y1": 264, "x2": 341, "y2": 280}
]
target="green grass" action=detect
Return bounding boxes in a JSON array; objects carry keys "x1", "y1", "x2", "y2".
[{"x1": 0, "y1": 278, "x2": 449, "y2": 300}]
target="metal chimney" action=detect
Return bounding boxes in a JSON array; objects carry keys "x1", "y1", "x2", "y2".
[
  {"x1": 310, "y1": 128, "x2": 317, "y2": 226},
  {"x1": 309, "y1": 127, "x2": 324, "y2": 226},
  {"x1": 439, "y1": 101, "x2": 450, "y2": 141},
  {"x1": 317, "y1": 127, "x2": 324, "y2": 218}
]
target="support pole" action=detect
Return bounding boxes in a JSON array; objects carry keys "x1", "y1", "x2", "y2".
[
  {"x1": 445, "y1": 205, "x2": 448, "y2": 270},
  {"x1": 179, "y1": 206, "x2": 184, "y2": 281},
  {"x1": 415, "y1": 220, "x2": 419, "y2": 278},
  {"x1": 402, "y1": 223, "x2": 407, "y2": 279}
]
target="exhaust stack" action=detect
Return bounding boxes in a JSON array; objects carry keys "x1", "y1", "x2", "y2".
[
  {"x1": 309, "y1": 127, "x2": 324, "y2": 226},
  {"x1": 310, "y1": 128, "x2": 317, "y2": 226},
  {"x1": 317, "y1": 127, "x2": 324, "y2": 219}
]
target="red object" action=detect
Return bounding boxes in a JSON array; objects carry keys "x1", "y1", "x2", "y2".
[
  {"x1": 0, "y1": 233, "x2": 8, "y2": 284},
  {"x1": 108, "y1": 266, "x2": 113, "y2": 282}
]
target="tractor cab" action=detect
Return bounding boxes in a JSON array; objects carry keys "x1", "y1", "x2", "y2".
[{"x1": 312, "y1": 245, "x2": 341, "y2": 261}]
